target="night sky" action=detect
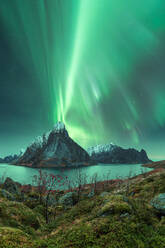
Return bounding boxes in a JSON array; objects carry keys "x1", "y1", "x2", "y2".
[{"x1": 0, "y1": 0, "x2": 165, "y2": 159}]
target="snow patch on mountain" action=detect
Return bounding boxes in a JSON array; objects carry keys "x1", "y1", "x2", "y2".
[
  {"x1": 25, "y1": 122, "x2": 68, "y2": 156},
  {"x1": 16, "y1": 121, "x2": 90, "y2": 167},
  {"x1": 87, "y1": 143, "x2": 117, "y2": 156}
]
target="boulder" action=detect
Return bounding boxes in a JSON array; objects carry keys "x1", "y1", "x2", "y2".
[
  {"x1": 58, "y1": 192, "x2": 77, "y2": 208},
  {"x1": 0, "y1": 189, "x2": 15, "y2": 201},
  {"x1": 3, "y1": 177, "x2": 19, "y2": 194},
  {"x1": 120, "y1": 213, "x2": 130, "y2": 218},
  {"x1": 100, "y1": 192, "x2": 111, "y2": 197},
  {"x1": 150, "y1": 193, "x2": 165, "y2": 214},
  {"x1": 88, "y1": 188, "x2": 95, "y2": 198}
]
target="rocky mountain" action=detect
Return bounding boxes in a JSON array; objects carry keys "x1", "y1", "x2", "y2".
[
  {"x1": 16, "y1": 122, "x2": 91, "y2": 168},
  {"x1": 0, "y1": 150, "x2": 25, "y2": 164},
  {"x1": 87, "y1": 143, "x2": 152, "y2": 164},
  {"x1": 0, "y1": 154, "x2": 19, "y2": 163}
]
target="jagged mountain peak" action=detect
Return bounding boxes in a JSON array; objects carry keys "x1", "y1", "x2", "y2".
[
  {"x1": 53, "y1": 121, "x2": 65, "y2": 132},
  {"x1": 28, "y1": 122, "x2": 67, "y2": 151},
  {"x1": 52, "y1": 121, "x2": 68, "y2": 136},
  {"x1": 16, "y1": 122, "x2": 90, "y2": 168}
]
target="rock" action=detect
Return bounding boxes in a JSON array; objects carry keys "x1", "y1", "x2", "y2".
[
  {"x1": 150, "y1": 193, "x2": 165, "y2": 214},
  {"x1": 100, "y1": 192, "x2": 111, "y2": 197},
  {"x1": 129, "y1": 192, "x2": 135, "y2": 196},
  {"x1": 16, "y1": 122, "x2": 91, "y2": 168},
  {"x1": 100, "y1": 211, "x2": 113, "y2": 217},
  {"x1": 87, "y1": 144, "x2": 151, "y2": 164},
  {"x1": 123, "y1": 196, "x2": 129, "y2": 203},
  {"x1": 58, "y1": 192, "x2": 77, "y2": 208},
  {"x1": 3, "y1": 177, "x2": 19, "y2": 194},
  {"x1": 0, "y1": 189, "x2": 15, "y2": 201},
  {"x1": 88, "y1": 189, "x2": 95, "y2": 198},
  {"x1": 120, "y1": 213, "x2": 130, "y2": 218}
]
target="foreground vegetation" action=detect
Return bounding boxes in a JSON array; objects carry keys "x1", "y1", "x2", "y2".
[{"x1": 0, "y1": 168, "x2": 165, "y2": 247}]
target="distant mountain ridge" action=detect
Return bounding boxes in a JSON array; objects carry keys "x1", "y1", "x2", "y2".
[
  {"x1": 0, "y1": 154, "x2": 18, "y2": 164},
  {"x1": 16, "y1": 122, "x2": 91, "y2": 168},
  {"x1": 3, "y1": 122, "x2": 152, "y2": 167},
  {"x1": 87, "y1": 143, "x2": 152, "y2": 164},
  {"x1": 0, "y1": 150, "x2": 24, "y2": 164}
]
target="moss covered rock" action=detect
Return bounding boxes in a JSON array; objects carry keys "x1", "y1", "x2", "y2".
[
  {"x1": 0, "y1": 199, "x2": 44, "y2": 230},
  {"x1": 151, "y1": 193, "x2": 165, "y2": 214},
  {"x1": 0, "y1": 227, "x2": 33, "y2": 248},
  {"x1": 98, "y1": 194, "x2": 131, "y2": 217}
]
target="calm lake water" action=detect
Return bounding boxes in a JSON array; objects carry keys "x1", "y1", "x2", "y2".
[{"x1": 0, "y1": 163, "x2": 153, "y2": 190}]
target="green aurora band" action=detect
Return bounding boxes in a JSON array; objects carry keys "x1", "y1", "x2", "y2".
[{"x1": 0, "y1": 0, "x2": 165, "y2": 158}]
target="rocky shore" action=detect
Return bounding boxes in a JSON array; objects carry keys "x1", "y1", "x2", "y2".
[{"x1": 143, "y1": 160, "x2": 165, "y2": 169}]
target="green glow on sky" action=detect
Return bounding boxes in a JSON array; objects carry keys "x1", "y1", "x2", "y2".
[
  {"x1": 0, "y1": 0, "x2": 165, "y2": 158},
  {"x1": 65, "y1": 0, "x2": 87, "y2": 113},
  {"x1": 58, "y1": 0, "x2": 159, "y2": 148}
]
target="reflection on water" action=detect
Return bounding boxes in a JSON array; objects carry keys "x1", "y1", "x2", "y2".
[{"x1": 0, "y1": 163, "x2": 153, "y2": 190}]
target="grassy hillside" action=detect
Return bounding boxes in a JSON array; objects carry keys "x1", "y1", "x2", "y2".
[{"x1": 0, "y1": 168, "x2": 165, "y2": 248}]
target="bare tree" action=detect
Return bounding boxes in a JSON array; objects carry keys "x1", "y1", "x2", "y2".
[
  {"x1": 89, "y1": 172, "x2": 99, "y2": 194},
  {"x1": 70, "y1": 168, "x2": 89, "y2": 201},
  {"x1": 101, "y1": 169, "x2": 111, "y2": 191},
  {"x1": 32, "y1": 169, "x2": 66, "y2": 223}
]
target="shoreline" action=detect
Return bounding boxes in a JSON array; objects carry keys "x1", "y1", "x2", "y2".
[
  {"x1": 10, "y1": 160, "x2": 152, "y2": 169},
  {"x1": 142, "y1": 160, "x2": 165, "y2": 169},
  {"x1": 1, "y1": 165, "x2": 160, "y2": 194}
]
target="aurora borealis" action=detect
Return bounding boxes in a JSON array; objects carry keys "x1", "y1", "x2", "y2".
[{"x1": 0, "y1": 0, "x2": 165, "y2": 159}]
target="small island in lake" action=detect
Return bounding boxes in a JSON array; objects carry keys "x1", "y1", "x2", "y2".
[{"x1": 9, "y1": 122, "x2": 152, "y2": 168}]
